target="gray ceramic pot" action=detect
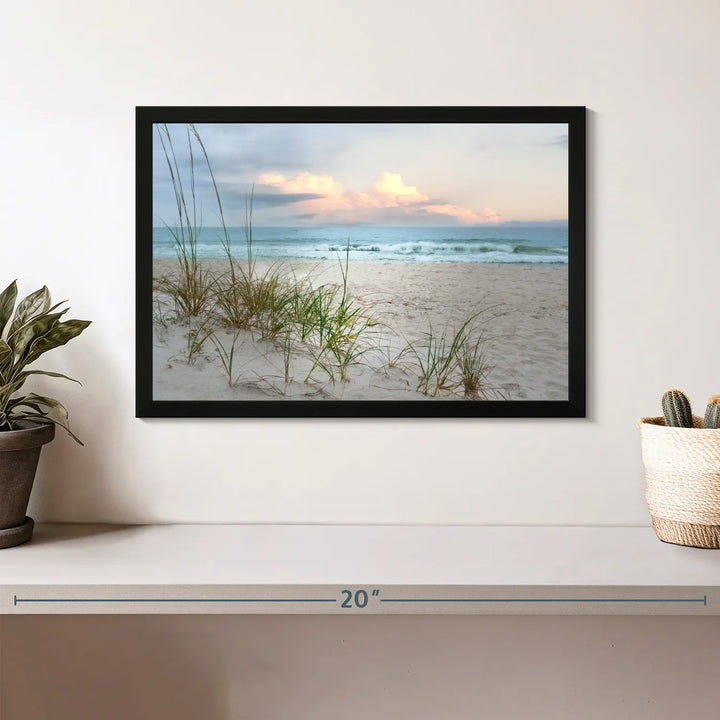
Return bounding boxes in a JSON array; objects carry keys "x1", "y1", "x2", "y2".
[{"x1": 0, "y1": 423, "x2": 55, "y2": 548}]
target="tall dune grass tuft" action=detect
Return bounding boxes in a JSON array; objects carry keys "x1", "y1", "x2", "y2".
[
  {"x1": 458, "y1": 335, "x2": 493, "y2": 400},
  {"x1": 199, "y1": 174, "x2": 296, "y2": 339},
  {"x1": 185, "y1": 322, "x2": 213, "y2": 365},
  {"x1": 209, "y1": 330, "x2": 243, "y2": 386},
  {"x1": 154, "y1": 124, "x2": 215, "y2": 318},
  {"x1": 402, "y1": 310, "x2": 496, "y2": 399},
  {"x1": 303, "y1": 244, "x2": 379, "y2": 383}
]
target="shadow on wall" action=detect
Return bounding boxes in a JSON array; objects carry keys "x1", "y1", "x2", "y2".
[{"x1": 26, "y1": 318, "x2": 143, "y2": 523}]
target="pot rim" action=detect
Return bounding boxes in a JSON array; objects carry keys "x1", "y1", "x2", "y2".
[
  {"x1": 0, "y1": 422, "x2": 55, "y2": 452},
  {"x1": 638, "y1": 415, "x2": 708, "y2": 431}
]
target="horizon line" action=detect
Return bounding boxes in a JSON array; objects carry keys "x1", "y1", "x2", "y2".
[{"x1": 151, "y1": 220, "x2": 569, "y2": 229}]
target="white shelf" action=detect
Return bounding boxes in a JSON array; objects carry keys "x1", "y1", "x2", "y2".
[{"x1": 0, "y1": 523, "x2": 718, "y2": 615}]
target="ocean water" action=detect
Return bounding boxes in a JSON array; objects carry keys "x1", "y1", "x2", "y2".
[{"x1": 152, "y1": 224, "x2": 568, "y2": 265}]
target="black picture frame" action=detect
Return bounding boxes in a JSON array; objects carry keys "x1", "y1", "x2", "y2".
[{"x1": 136, "y1": 106, "x2": 585, "y2": 418}]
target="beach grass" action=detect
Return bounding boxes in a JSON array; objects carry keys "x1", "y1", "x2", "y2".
[
  {"x1": 209, "y1": 329, "x2": 243, "y2": 386},
  {"x1": 155, "y1": 124, "x2": 215, "y2": 319},
  {"x1": 401, "y1": 312, "x2": 496, "y2": 399},
  {"x1": 301, "y1": 245, "x2": 380, "y2": 383},
  {"x1": 185, "y1": 321, "x2": 213, "y2": 365},
  {"x1": 458, "y1": 335, "x2": 493, "y2": 400}
]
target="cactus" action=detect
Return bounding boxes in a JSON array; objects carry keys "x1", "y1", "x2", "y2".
[
  {"x1": 662, "y1": 389, "x2": 693, "y2": 428},
  {"x1": 705, "y1": 402, "x2": 720, "y2": 429}
]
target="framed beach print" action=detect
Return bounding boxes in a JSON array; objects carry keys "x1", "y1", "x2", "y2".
[{"x1": 136, "y1": 106, "x2": 585, "y2": 418}]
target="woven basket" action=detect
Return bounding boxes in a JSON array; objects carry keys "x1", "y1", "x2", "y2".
[{"x1": 639, "y1": 415, "x2": 720, "y2": 548}]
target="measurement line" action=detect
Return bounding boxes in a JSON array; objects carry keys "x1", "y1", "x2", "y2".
[
  {"x1": 11, "y1": 594, "x2": 710, "y2": 608},
  {"x1": 13, "y1": 596, "x2": 336, "y2": 606},
  {"x1": 382, "y1": 598, "x2": 709, "y2": 604}
]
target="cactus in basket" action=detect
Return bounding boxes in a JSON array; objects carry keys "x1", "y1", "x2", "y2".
[
  {"x1": 662, "y1": 389, "x2": 693, "y2": 428},
  {"x1": 705, "y1": 398, "x2": 720, "y2": 430}
]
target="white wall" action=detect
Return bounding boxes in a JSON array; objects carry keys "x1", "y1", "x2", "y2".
[{"x1": 2, "y1": 0, "x2": 718, "y2": 524}]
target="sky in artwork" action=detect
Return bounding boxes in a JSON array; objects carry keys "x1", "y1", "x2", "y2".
[{"x1": 153, "y1": 122, "x2": 569, "y2": 226}]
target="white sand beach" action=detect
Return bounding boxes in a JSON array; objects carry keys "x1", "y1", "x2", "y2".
[{"x1": 152, "y1": 259, "x2": 568, "y2": 402}]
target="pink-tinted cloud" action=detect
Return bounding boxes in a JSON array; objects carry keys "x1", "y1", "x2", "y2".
[
  {"x1": 423, "y1": 204, "x2": 500, "y2": 224},
  {"x1": 257, "y1": 171, "x2": 345, "y2": 196},
  {"x1": 373, "y1": 172, "x2": 429, "y2": 207},
  {"x1": 256, "y1": 170, "x2": 499, "y2": 224}
]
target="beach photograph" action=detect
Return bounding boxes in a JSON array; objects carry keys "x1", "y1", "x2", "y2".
[{"x1": 147, "y1": 117, "x2": 572, "y2": 407}]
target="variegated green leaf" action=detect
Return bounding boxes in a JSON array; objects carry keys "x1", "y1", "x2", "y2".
[
  {"x1": 23, "y1": 319, "x2": 91, "y2": 365},
  {"x1": 7, "y1": 392, "x2": 62, "y2": 412},
  {"x1": 6, "y1": 398, "x2": 43, "y2": 413},
  {"x1": 8, "y1": 412, "x2": 81, "y2": 445},
  {"x1": 8, "y1": 286, "x2": 51, "y2": 337},
  {"x1": 0, "y1": 339, "x2": 11, "y2": 381},
  {"x1": 10, "y1": 309, "x2": 67, "y2": 359},
  {"x1": 0, "y1": 370, "x2": 79, "y2": 399},
  {"x1": 6, "y1": 412, "x2": 50, "y2": 429},
  {"x1": 0, "y1": 281, "x2": 17, "y2": 337},
  {"x1": 7, "y1": 394, "x2": 82, "y2": 444},
  {"x1": 14, "y1": 370, "x2": 80, "y2": 385},
  {"x1": 0, "y1": 375, "x2": 31, "y2": 401}
]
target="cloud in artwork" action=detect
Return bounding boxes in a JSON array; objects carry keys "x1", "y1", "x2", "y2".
[
  {"x1": 250, "y1": 192, "x2": 325, "y2": 208},
  {"x1": 258, "y1": 172, "x2": 345, "y2": 196},
  {"x1": 424, "y1": 204, "x2": 500, "y2": 224},
  {"x1": 373, "y1": 172, "x2": 429, "y2": 206},
  {"x1": 256, "y1": 170, "x2": 498, "y2": 225}
]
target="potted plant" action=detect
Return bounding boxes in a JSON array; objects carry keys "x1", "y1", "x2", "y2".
[
  {"x1": 639, "y1": 389, "x2": 720, "y2": 548},
  {"x1": 0, "y1": 280, "x2": 90, "y2": 548}
]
